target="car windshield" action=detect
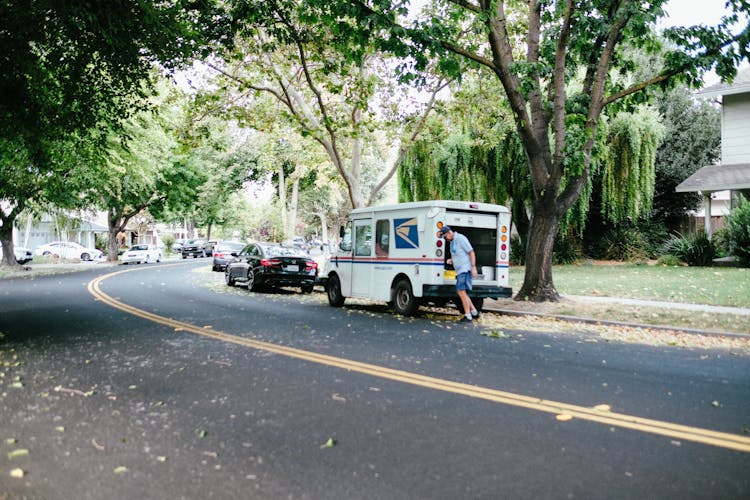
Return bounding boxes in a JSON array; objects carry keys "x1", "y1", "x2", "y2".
[
  {"x1": 264, "y1": 245, "x2": 307, "y2": 258},
  {"x1": 130, "y1": 245, "x2": 149, "y2": 251}
]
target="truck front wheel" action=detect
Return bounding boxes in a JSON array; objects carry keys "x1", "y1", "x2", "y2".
[
  {"x1": 326, "y1": 275, "x2": 345, "y2": 307},
  {"x1": 393, "y1": 279, "x2": 419, "y2": 316}
]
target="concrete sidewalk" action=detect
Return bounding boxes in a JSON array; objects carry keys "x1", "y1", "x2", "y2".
[
  {"x1": 565, "y1": 295, "x2": 750, "y2": 316},
  {"x1": 482, "y1": 295, "x2": 750, "y2": 337}
]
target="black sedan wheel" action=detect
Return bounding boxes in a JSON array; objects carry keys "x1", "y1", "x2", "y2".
[
  {"x1": 301, "y1": 284, "x2": 314, "y2": 294},
  {"x1": 247, "y1": 268, "x2": 257, "y2": 291},
  {"x1": 225, "y1": 269, "x2": 236, "y2": 287}
]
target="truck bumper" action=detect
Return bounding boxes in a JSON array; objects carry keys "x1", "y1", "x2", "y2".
[{"x1": 422, "y1": 284, "x2": 512, "y2": 299}]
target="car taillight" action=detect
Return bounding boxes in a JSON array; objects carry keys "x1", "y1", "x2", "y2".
[
  {"x1": 261, "y1": 258, "x2": 282, "y2": 267},
  {"x1": 306, "y1": 261, "x2": 318, "y2": 270}
]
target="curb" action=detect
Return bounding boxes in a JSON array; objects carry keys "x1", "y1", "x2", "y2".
[{"x1": 482, "y1": 306, "x2": 750, "y2": 340}]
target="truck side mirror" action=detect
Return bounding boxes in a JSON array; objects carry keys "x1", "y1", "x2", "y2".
[{"x1": 339, "y1": 226, "x2": 345, "y2": 238}]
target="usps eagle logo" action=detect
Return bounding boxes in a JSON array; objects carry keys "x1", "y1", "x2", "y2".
[{"x1": 394, "y1": 217, "x2": 419, "y2": 249}]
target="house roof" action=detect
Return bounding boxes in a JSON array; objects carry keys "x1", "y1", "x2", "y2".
[
  {"x1": 675, "y1": 163, "x2": 750, "y2": 193},
  {"x1": 699, "y1": 67, "x2": 750, "y2": 98}
]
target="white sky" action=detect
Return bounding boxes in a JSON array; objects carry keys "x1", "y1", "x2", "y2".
[
  {"x1": 660, "y1": 0, "x2": 749, "y2": 84},
  {"x1": 660, "y1": 0, "x2": 729, "y2": 28}
]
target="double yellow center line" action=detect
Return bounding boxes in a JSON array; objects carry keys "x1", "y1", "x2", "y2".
[{"x1": 88, "y1": 268, "x2": 750, "y2": 453}]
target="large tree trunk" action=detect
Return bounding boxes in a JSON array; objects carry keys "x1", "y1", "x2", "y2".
[
  {"x1": 515, "y1": 205, "x2": 560, "y2": 302},
  {"x1": 107, "y1": 209, "x2": 124, "y2": 263},
  {"x1": 0, "y1": 220, "x2": 21, "y2": 269}
]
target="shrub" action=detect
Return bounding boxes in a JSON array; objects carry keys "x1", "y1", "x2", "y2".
[
  {"x1": 711, "y1": 226, "x2": 730, "y2": 258},
  {"x1": 510, "y1": 235, "x2": 525, "y2": 265},
  {"x1": 657, "y1": 254, "x2": 684, "y2": 266},
  {"x1": 95, "y1": 234, "x2": 109, "y2": 252},
  {"x1": 725, "y1": 195, "x2": 750, "y2": 267},
  {"x1": 553, "y1": 233, "x2": 582, "y2": 264},
  {"x1": 660, "y1": 232, "x2": 715, "y2": 266},
  {"x1": 599, "y1": 226, "x2": 648, "y2": 261},
  {"x1": 639, "y1": 220, "x2": 670, "y2": 259},
  {"x1": 162, "y1": 234, "x2": 176, "y2": 253}
]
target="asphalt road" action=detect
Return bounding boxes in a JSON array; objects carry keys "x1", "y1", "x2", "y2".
[{"x1": 1, "y1": 260, "x2": 749, "y2": 499}]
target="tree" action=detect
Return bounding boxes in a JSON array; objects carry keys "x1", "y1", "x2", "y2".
[
  {"x1": 85, "y1": 87, "x2": 205, "y2": 261},
  {"x1": 182, "y1": 120, "x2": 263, "y2": 240},
  {"x1": 208, "y1": 0, "x2": 448, "y2": 210},
  {"x1": 339, "y1": 0, "x2": 749, "y2": 301},
  {"x1": 652, "y1": 86, "x2": 721, "y2": 226},
  {"x1": 0, "y1": 0, "x2": 226, "y2": 267}
]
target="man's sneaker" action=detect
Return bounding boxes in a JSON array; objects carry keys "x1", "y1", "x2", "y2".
[
  {"x1": 471, "y1": 310, "x2": 480, "y2": 318},
  {"x1": 458, "y1": 316, "x2": 473, "y2": 323}
]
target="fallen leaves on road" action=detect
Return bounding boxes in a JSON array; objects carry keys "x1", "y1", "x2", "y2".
[
  {"x1": 7, "y1": 448, "x2": 29, "y2": 460},
  {"x1": 320, "y1": 437, "x2": 337, "y2": 449}
]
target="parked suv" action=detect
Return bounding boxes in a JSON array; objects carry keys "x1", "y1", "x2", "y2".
[{"x1": 181, "y1": 239, "x2": 207, "y2": 258}]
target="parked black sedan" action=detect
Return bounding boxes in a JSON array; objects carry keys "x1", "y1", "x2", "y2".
[
  {"x1": 224, "y1": 243, "x2": 318, "y2": 293},
  {"x1": 211, "y1": 241, "x2": 246, "y2": 271}
]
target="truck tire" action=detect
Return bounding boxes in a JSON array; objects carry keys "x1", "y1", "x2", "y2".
[
  {"x1": 327, "y1": 275, "x2": 345, "y2": 307},
  {"x1": 393, "y1": 279, "x2": 419, "y2": 316},
  {"x1": 473, "y1": 297, "x2": 484, "y2": 312}
]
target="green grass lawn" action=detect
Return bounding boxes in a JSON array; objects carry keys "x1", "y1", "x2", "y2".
[{"x1": 510, "y1": 263, "x2": 750, "y2": 307}]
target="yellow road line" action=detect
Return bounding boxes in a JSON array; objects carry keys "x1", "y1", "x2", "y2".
[{"x1": 88, "y1": 268, "x2": 750, "y2": 453}]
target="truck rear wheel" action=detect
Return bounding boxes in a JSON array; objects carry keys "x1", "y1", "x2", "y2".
[
  {"x1": 393, "y1": 279, "x2": 419, "y2": 316},
  {"x1": 474, "y1": 297, "x2": 484, "y2": 312},
  {"x1": 326, "y1": 275, "x2": 345, "y2": 307}
]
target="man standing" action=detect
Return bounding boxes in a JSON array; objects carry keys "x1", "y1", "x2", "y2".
[{"x1": 440, "y1": 226, "x2": 479, "y2": 322}]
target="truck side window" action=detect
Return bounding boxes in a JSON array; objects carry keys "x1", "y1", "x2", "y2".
[
  {"x1": 355, "y1": 224, "x2": 372, "y2": 256},
  {"x1": 375, "y1": 219, "x2": 389, "y2": 257},
  {"x1": 339, "y1": 223, "x2": 352, "y2": 252}
]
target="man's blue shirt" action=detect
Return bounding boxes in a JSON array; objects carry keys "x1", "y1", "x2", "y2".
[{"x1": 450, "y1": 231, "x2": 473, "y2": 274}]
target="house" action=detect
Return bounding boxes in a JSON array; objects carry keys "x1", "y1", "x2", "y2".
[
  {"x1": 676, "y1": 68, "x2": 750, "y2": 238},
  {"x1": 10, "y1": 210, "x2": 108, "y2": 251}
]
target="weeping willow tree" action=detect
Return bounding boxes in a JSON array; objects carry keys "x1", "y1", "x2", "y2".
[
  {"x1": 398, "y1": 127, "x2": 521, "y2": 206},
  {"x1": 398, "y1": 105, "x2": 663, "y2": 261},
  {"x1": 601, "y1": 108, "x2": 665, "y2": 223}
]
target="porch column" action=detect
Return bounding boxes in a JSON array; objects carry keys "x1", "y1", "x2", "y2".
[{"x1": 705, "y1": 193, "x2": 712, "y2": 240}]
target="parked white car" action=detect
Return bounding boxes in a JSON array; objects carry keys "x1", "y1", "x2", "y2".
[
  {"x1": 121, "y1": 244, "x2": 162, "y2": 264},
  {"x1": 0, "y1": 246, "x2": 33, "y2": 265},
  {"x1": 34, "y1": 241, "x2": 103, "y2": 261}
]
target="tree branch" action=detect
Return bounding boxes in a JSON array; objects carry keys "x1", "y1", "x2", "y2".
[
  {"x1": 446, "y1": 0, "x2": 482, "y2": 14},
  {"x1": 602, "y1": 26, "x2": 750, "y2": 106},
  {"x1": 366, "y1": 78, "x2": 450, "y2": 206}
]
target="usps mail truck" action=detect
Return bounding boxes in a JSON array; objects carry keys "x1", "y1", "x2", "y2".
[{"x1": 323, "y1": 200, "x2": 512, "y2": 315}]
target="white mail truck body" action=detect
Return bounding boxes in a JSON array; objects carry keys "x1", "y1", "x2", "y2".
[{"x1": 323, "y1": 200, "x2": 512, "y2": 315}]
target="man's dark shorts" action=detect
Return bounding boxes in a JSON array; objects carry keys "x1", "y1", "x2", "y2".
[{"x1": 456, "y1": 271, "x2": 473, "y2": 291}]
